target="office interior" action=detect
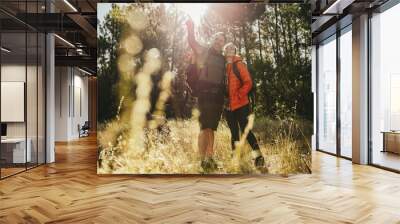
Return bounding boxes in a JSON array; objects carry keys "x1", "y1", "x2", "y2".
[
  {"x1": 0, "y1": 0, "x2": 399, "y2": 222},
  {"x1": 0, "y1": 0, "x2": 398, "y2": 178},
  {"x1": 312, "y1": 0, "x2": 400, "y2": 172},
  {"x1": 0, "y1": 0, "x2": 97, "y2": 179}
]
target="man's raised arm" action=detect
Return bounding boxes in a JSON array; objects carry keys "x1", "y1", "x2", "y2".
[{"x1": 186, "y1": 19, "x2": 202, "y2": 54}]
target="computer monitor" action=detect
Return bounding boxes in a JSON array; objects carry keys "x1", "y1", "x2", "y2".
[{"x1": 1, "y1": 123, "x2": 7, "y2": 137}]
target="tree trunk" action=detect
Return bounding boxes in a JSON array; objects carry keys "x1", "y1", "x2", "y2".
[
  {"x1": 273, "y1": 5, "x2": 281, "y2": 64},
  {"x1": 278, "y1": 8, "x2": 289, "y2": 60},
  {"x1": 170, "y1": 5, "x2": 178, "y2": 71},
  {"x1": 238, "y1": 26, "x2": 242, "y2": 56},
  {"x1": 293, "y1": 17, "x2": 301, "y2": 64},
  {"x1": 233, "y1": 29, "x2": 236, "y2": 46},
  {"x1": 241, "y1": 22, "x2": 251, "y2": 65},
  {"x1": 286, "y1": 11, "x2": 294, "y2": 62},
  {"x1": 257, "y1": 19, "x2": 263, "y2": 63},
  {"x1": 263, "y1": 13, "x2": 278, "y2": 64}
]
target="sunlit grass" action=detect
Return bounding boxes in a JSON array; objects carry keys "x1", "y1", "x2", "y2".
[{"x1": 97, "y1": 117, "x2": 311, "y2": 175}]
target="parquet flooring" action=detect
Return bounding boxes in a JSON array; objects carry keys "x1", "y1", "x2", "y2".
[
  {"x1": 0, "y1": 135, "x2": 400, "y2": 223},
  {"x1": 0, "y1": 167, "x2": 26, "y2": 178}
]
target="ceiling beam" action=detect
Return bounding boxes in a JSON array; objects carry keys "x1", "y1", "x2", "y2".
[
  {"x1": 322, "y1": 0, "x2": 356, "y2": 15},
  {"x1": 55, "y1": 55, "x2": 96, "y2": 73},
  {"x1": 66, "y1": 13, "x2": 97, "y2": 47}
]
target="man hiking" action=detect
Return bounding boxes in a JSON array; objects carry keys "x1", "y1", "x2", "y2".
[{"x1": 186, "y1": 18, "x2": 226, "y2": 172}]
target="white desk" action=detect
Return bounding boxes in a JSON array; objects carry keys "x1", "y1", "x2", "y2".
[{"x1": 1, "y1": 138, "x2": 31, "y2": 163}]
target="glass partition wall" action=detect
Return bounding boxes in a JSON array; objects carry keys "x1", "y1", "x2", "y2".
[
  {"x1": 0, "y1": 1, "x2": 46, "y2": 179},
  {"x1": 339, "y1": 26, "x2": 352, "y2": 159},
  {"x1": 316, "y1": 25, "x2": 352, "y2": 159},
  {"x1": 370, "y1": 3, "x2": 400, "y2": 171},
  {"x1": 317, "y1": 35, "x2": 337, "y2": 155},
  {"x1": 316, "y1": 0, "x2": 400, "y2": 172}
]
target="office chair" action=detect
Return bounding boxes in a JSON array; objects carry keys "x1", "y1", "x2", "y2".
[{"x1": 79, "y1": 121, "x2": 90, "y2": 138}]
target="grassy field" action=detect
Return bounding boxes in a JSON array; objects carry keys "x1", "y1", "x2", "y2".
[{"x1": 97, "y1": 115, "x2": 312, "y2": 175}]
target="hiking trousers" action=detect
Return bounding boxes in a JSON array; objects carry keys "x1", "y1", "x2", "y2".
[{"x1": 225, "y1": 104, "x2": 260, "y2": 151}]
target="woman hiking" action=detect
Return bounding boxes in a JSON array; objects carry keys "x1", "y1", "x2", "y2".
[{"x1": 223, "y1": 43, "x2": 265, "y2": 168}]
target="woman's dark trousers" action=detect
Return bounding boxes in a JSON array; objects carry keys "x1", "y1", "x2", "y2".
[{"x1": 225, "y1": 104, "x2": 260, "y2": 151}]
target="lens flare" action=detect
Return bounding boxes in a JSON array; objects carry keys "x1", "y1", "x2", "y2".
[
  {"x1": 175, "y1": 3, "x2": 208, "y2": 25},
  {"x1": 126, "y1": 9, "x2": 148, "y2": 31},
  {"x1": 118, "y1": 53, "x2": 136, "y2": 73},
  {"x1": 121, "y1": 34, "x2": 143, "y2": 56}
]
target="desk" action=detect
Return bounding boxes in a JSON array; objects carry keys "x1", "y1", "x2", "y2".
[
  {"x1": 382, "y1": 131, "x2": 400, "y2": 154},
  {"x1": 1, "y1": 138, "x2": 31, "y2": 163}
]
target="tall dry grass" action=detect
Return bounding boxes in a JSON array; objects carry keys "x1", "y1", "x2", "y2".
[{"x1": 97, "y1": 116, "x2": 311, "y2": 175}]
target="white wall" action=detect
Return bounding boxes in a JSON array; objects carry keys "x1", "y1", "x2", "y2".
[
  {"x1": 55, "y1": 67, "x2": 69, "y2": 141},
  {"x1": 55, "y1": 67, "x2": 89, "y2": 141},
  {"x1": 72, "y1": 72, "x2": 89, "y2": 138}
]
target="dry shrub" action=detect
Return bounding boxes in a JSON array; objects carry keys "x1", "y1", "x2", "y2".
[{"x1": 98, "y1": 117, "x2": 311, "y2": 175}]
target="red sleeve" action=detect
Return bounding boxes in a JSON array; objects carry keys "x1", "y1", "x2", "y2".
[{"x1": 237, "y1": 62, "x2": 253, "y2": 99}]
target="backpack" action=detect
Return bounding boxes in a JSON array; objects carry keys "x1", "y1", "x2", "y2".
[
  {"x1": 231, "y1": 61, "x2": 257, "y2": 111},
  {"x1": 186, "y1": 49, "x2": 225, "y2": 97},
  {"x1": 186, "y1": 63, "x2": 199, "y2": 96}
]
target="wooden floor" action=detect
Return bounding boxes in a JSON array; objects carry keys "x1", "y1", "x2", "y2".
[
  {"x1": 372, "y1": 151, "x2": 400, "y2": 171},
  {"x1": 0, "y1": 167, "x2": 26, "y2": 178},
  {"x1": 1, "y1": 163, "x2": 44, "y2": 178},
  {"x1": 1, "y1": 135, "x2": 400, "y2": 224}
]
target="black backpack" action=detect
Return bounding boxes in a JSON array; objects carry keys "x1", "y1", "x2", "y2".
[
  {"x1": 231, "y1": 61, "x2": 257, "y2": 111},
  {"x1": 186, "y1": 49, "x2": 225, "y2": 97},
  {"x1": 186, "y1": 63, "x2": 199, "y2": 96}
]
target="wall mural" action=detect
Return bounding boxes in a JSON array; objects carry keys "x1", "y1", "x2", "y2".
[{"x1": 97, "y1": 3, "x2": 312, "y2": 175}]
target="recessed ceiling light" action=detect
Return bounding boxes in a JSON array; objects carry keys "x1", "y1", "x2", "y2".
[
  {"x1": 322, "y1": 0, "x2": 355, "y2": 15},
  {"x1": 78, "y1": 67, "x2": 92, "y2": 76},
  {"x1": 63, "y1": 0, "x2": 78, "y2": 12},
  {"x1": 1, "y1": 47, "x2": 11, "y2": 53},
  {"x1": 54, "y1": 34, "x2": 75, "y2": 48}
]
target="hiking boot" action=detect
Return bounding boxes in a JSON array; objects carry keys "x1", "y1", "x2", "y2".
[
  {"x1": 252, "y1": 149, "x2": 265, "y2": 168},
  {"x1": 231, "y1": 149, "x2": 236, "y2": 158},
  {"x1": 208, "y1": 158, "x2": 218, "y2": 170},
  {"x1": 200, "y1": 160, "x2": 207, "y2": 172},
  {"x1": 254, "y1": 155, "x2": 265, "y2": 168},
  {"x1": 201, "y1": 158, "x2": 217, "y2": 173}
]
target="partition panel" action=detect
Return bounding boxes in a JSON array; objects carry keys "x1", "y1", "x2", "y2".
[
  {"x1": 0, "y1": 0, "x2": 47, "y2": 179},
  {"x1": 370, "y1": 3, "x2": 400, "y2": 171},
  {"x1": 317, "y1": 35, "x2": 337, "y2": 155},
  {"x1": 1, "y1": 31, "x2": 28, "y2": 178},
  {"x1": 340, "y1": 26, "x2": 353, "y2": 158}
]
